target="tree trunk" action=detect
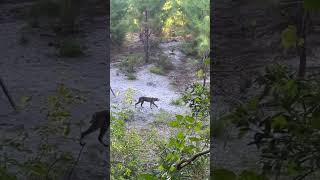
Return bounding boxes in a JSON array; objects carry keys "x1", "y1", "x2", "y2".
[
  {"x1": 297, "y1": 9, "x2": 309, "y2": 78},
  {"x1": 298, "y1": 37, "x2": 306, "y2": 78},
  {"x1": 144, "y1": 9, "x2": 149, "y2": 63}
]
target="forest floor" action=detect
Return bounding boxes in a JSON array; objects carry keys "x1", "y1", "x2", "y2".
[
  {"x1": 111, "y1": 36, "x2": 197, "y2": 130},
  {"x1": 0, "y1": 1, "x2": 108, "y2": 179}
]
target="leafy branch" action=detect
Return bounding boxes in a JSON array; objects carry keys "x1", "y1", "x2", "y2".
[{"x1": 175, "y1": 149, "x2": 210, "y2": 170}]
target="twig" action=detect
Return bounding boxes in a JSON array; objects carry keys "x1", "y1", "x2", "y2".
[
  {"x1": 67, "y1": 144, "x2": 85, "y2": 180},
  {"x1": 110, "y1": 87, "x2": 116, "y2": 97},
  {"x1": 0, "y1": 77, "x2": 17, "y2": 111},
  {"x1": 46, "y1": 157, "x2": 62, "y2": 180},
  {"x1": 67, "y1": 124, "x2": 85, "y2": 179},
  {"x1": 175, "y1": 149, "x2": 210, "y2": 171}
]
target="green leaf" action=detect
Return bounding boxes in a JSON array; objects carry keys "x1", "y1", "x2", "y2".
[
  {"x1": 166, "y1": 153, "x2": 174, "y2": 161},
  {"x1": 138, "y1": 173, "x2": 158, "y2": 180},
  {"x1": 185, "y1": 116, "x2": 195, "y2": 124},
  {"x1": 212, "y1": 169, "x2": 237, "y2": 180},
  {"x1": 196, "y1": 69, "x2": 205, "y2": 78},
  {"x1": 168, "y1": 120, "x2": 179, "y2": 127},
  {"x1": 189, "y1": 136, "x2": 201, "y2": 142},
  {"x1": 176, "y1": 131, "x2": 185, "y2": 141},
  {"x1": 248, "y1": 97, "x2": 259, "y2": 110},
  {"x1": 204, "y1": 58, "x2": 210, "y2": 65},
  {"x1": 176, "y1": 114, "x2": 184, "y2": 121},
  {"x1": 281, "y1": 25, "x2": 297, "y2": 49},
  {"x1": 64, "y1": 123, "x2": 70, "y2": 136},
  {"x1": 282, "y1": 80, "x2": 298, "y2": 99},
  {"x1": 21, "y1": 96, "x2": 32, "y2": 103},
  {"x1": 60, "y1": 152, "x2": 73, "y2": 162},
  {"x1": 272, "y1": 115, "x2": 288, "y2": 130},
  {"x1": 169, "y1": 165, "x2": 176, "y2": 172}
]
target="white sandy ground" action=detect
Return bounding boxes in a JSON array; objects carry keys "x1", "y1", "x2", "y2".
[{"x1": 110, "y1": 41, "x2": 192, "y2": 129}]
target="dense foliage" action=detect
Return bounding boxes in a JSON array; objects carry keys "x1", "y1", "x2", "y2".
[
  {"x1": 110, "y1": 0, "x2": 210, "y2": 57},
  {"x1": 214, "y1": 64, "x2": 320, "y2": 180},
  {"x1": 110, "y1": 83, "x2": 210, "y2": 179},
  {"x1": 0, "y1": 84, "x2": 85, "y2": 179}
]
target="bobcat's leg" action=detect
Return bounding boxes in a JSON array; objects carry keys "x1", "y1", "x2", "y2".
[
  {"x1": 135, "y1": 100, "x2": 141, "y2": 108},
  {"x1": 80, "y1": 124, "x2": 98, "y2": 146},
  {"x1": 141, "y1": 101, "x2": 144, "y2": 107},
  {"x1": 98, "y1": 126, "x2": 108, "y2": 147},
  {"x1": 153, "y1": 102, "x2": 158, "y2": 108}
]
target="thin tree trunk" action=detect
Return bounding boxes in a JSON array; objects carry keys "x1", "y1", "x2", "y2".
[
  {"x1": 144, "y1": 9, "x2": 149, "y2": 63},
  {"x1": 297, "y1": 9, "x2": 309, "y2": 78},
  {"x1": 298, "y1": 38, "x2": 306, "y2": 78}
]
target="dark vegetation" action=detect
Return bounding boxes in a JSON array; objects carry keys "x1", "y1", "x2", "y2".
[
  {"x1": 212, "y1": 0, "x2": 320, "y2": 179},
  {"x1": 0, "y1": 0, "x2": 107, "y2": 179}
]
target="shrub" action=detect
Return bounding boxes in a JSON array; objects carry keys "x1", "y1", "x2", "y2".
[
  {"x1": 59, "y1": 39, "x2": 84, "y2": 57},
  {"x1": 181, "y1": 40, "x2": 197, "y2": 56},
  {"x1": 110, "y1": 22, "x2": 127, "y2": 45},
  {"x1": 119, "y1": 54, "x2": 143, "y2": 74},
  {"x1": 111, "y1": 109, "x2": 159, "y2": 179},
  {"x1": 127, "y1": 73, "x2": 137, "y2": 80},
  {"x1": 149, "y1": 65, "x2": 165, "y2": 75},
  {"x1": 149, "y1": 54, "x2": 173, "y2": 76},
  {"x1": 156, "y1": 54, "x2": 173, "y2": 71},
  {"x1": 223, "y1": 64, "x2": 320, "y2": 180}
]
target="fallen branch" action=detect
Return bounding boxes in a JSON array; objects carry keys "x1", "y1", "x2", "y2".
[
  {"x1": 175, "y1": 149, "x2": 210, "y2": 171},
  {"x1": 110, "y1": 87, "x2": 116, "y2": 97}
]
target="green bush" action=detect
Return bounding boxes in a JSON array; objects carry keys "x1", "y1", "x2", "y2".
[
  {"x1": 111, "y1": 22, "x2": 127, "y2": 45},
  {"x1": 156, "y1": 54, "x2": 173, "y2": 71},
  {"x1": 127, "y1": 73, "x2": 136, "y2": 80},
  {"x1": 149, "y1": 65, "x2": 165, "y2": 75},
  {"x1": 59, "y1": 39, "x2": 84, "y2": 57},
  {"x1": 181, "y1": 40, "x2": 198, "y2": 56},
  {"x1": 149, "y1": 54, "x2": 173, "y2": 76},
  {"x1": 223, "y1": 64, "x2": 320, "y2": 180},
  {"x1": 110, "y1": 0, "x2": 129, "y2": 45},
  {"x1": 111, "y1": 109, "x2": 159, "y2": 179},
  {"x1": 119, "y1": 54, "x2": 143, "y2": 74}
]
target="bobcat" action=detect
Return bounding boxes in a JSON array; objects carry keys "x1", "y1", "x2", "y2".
[
  {"x1": 80, "y1": 110, "x2": 109, "y2": 147},
  {"x1": 135, "y1": 97, "x2": 159, "y2": 109}
]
